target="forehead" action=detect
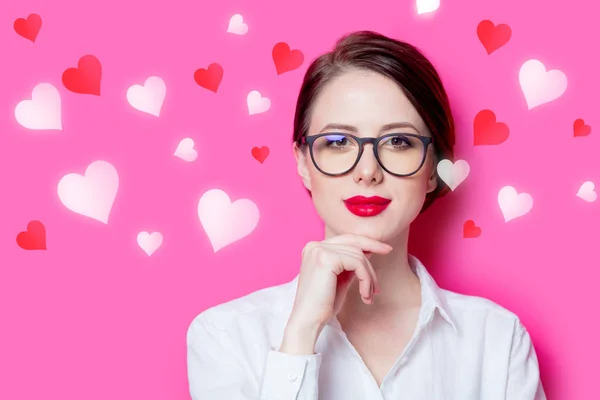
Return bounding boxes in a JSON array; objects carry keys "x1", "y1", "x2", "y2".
[{"x1": 309, "y1": 70, "x2": 428, "y2": 135}]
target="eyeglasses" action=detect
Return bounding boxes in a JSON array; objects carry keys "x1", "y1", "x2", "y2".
[{"x1": 301, "y1": 132, "x2": 433, "y2": 177}]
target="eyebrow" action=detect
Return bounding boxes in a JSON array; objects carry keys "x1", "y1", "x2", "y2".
[{"x1": 319, "y1": 122, "x2": 421, "y2": 134}]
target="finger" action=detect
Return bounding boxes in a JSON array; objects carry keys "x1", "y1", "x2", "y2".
[
  {"x1": 342, "y1": 250, "x2": 377, "y2": 299},
  {"x1": 326, "y1": 233, "x2": 393, "y2": 255},
  {"x1": 329, "y1": 251, "x2": 374, "y2": 302},
  {"x1": 323, "y1": 244, "x2": 379, "y2": 295}
]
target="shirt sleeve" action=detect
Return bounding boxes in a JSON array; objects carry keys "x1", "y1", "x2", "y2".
[
  {"x1": 260, "y1": 346, "x2": 322, "y2": 399},
  {"x1": 186, "y1": 315, "x2": 323, "y2": 400},
  {"x1": 505, "y1": 321, "x2": 547, "y2": 400}
]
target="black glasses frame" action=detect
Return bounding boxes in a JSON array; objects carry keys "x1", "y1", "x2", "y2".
[{"x1": 301, "y1": 132, "x2": 433, "y2": 177}]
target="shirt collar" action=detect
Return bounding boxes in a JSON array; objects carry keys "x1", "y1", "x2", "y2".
[{"x1": 409, "y1": 254, "x2": 458, "y2": 334}]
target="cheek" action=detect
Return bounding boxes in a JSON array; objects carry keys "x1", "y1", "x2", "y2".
[
  {"x1": 307, "y1": 165, "x2": 325, "y2": 191},
  {"x1": 307, "y1": 168, "x2": 348, "y2": 209},
  {"x1": 307, "y1": 174, "x2": 346, "y2": 224},
  {"x1": 390, "y1": 170, "x2": 432, "y2": 205},
  {"x1": 310, "y1": 172, "x2": 341, "y2": 203},
  {"x1": 396, "y1": 179, "x2": 428, "y2": 200}
]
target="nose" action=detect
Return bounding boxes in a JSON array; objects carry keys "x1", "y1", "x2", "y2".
[{"x1": 352, "y1": 142, "x2": 383, "y2": 184}]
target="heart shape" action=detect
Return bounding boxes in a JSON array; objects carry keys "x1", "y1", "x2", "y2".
[
  {"x1": 416, "y1": 0, "x2": 440, "y2": 14},
  {"x1": 576, "y1": 181, "x2": 597, "y2": 203},
  {"x1": 174, "y1": 138, "x2": 198, "y2": 162},
  {"x1": 477, "y1": 20, "x2": 511, "y2": 55},
  {"x1": 62, "y1": 55, "x2": 102, "y2": 96},
  {"x1": 247, "y1": 91, "x2": 271, "y2": 115},
  {"x1": 126, "y1": 76, "x2": 166, "y2": 117},
  {"x1": 197, "y1": 189, "x2": 260, "y2": 253},
  {"x1": 573, "y1": 119, "x2": 591, "y2": 137},
  {"x1": 463, "y1": 220, "x2": 481, "y2": 238},
  {"x1": 436, "y1": 159, "x2": 470, "y2": 191},
  {"x1": 14, "y1": 13, "x2": 42, "y2": 42},
  {"x1": 15, "y1": 83, "x2": 62, "y2": 130},
  {"x1": 498, "y1": 186, "x2": 533, "y2": 222},
  {"x1": 519, "y1": 59, "x2": 568, "y2": 110},
  {"x1": 227, "y1": 14, "x2": 248, "y2": 35},
  {"x1": 473, "y1": 109, "x2": 509, "y2": 146},
  {"x1": 57, "y1": 160, "x2": 119, "y2": 224},
  {"x1": 251, "y1": 146, "x2": 270, "y2": 163},
  {"x1": 16, "y1": 220, "x2": 47, "y2": 250},
  {"x1": 137, "y1": 231, "x2": 163, "y2": 256},
  {"x1": 194, "y1": 63, "x2": 223, "y2": 93},
  {"x1": 272, "y1": 42, "x2": 304, "y2": 75}
]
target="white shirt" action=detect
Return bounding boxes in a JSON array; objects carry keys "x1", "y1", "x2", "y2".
[{"x1": 187, "y1": 255, "x2": 547, "y2": 399}]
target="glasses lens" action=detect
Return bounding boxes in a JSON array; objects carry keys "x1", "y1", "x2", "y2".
[
  {"x1": 310, "y1": 133, "x2": 426, "y2": 175},
  {"x1": 377, "y1": 134, "x2": 426, "y2": 175},
  {"x1": 312, "y1": 134, "x2": 359, "y2": 174}
]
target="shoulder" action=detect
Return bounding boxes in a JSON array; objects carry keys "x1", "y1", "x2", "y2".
[{"x1": 186, "y1": 275, "x2": 297, "y2": 344}]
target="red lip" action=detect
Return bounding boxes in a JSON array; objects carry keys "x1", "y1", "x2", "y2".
[
  {"x1": 344, "y1": 196, "x2": 391, "y2": 205},
  {"x1": 343, "y1": 196, "x2": 391, "y2": 217}
]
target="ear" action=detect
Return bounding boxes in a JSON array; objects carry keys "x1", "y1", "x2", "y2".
[
  {"x1": 427, "y1": 166, "x2": 438, "y2": 194},
  {"x1": 292, "y1": 142, "x2": 312, "y2": 191}
]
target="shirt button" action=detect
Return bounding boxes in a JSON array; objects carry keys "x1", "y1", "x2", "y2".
[{"x1": 287, "y1": 372, "x2": 297, "y2": 382}]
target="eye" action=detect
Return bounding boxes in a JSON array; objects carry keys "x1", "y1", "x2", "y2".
[
  {"x1": 382, "y1": 135, "x2": 411, "y2": 148},
  {"x1": 324, "y1": 134, "x2": 349, "y2": 147}
]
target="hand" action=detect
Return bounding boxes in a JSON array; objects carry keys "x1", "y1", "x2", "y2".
[{"x1": 280, "y1": 234, "x2": 393, "y2": 354}]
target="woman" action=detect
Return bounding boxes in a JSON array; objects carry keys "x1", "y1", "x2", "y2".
[{"x1": 187, "y1": 30, "x2": 547, "y2": 399}]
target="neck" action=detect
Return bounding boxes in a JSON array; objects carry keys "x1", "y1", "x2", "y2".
[{"x1": 324, "y1": 226, "x2": 422, "y2": 316}]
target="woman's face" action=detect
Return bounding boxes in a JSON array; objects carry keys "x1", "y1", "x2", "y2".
[{"x1": 294, "y1": 69, "x2": 438, "y2": 242}]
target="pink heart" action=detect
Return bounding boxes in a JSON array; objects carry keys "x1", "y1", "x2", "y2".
[{"x1": 197, "y1": 189, "x2": 260, "y2": 252}]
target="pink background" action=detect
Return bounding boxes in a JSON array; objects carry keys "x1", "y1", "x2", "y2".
[{"x1": 1, "y1": 0, "x2": 598, "y2": 398}]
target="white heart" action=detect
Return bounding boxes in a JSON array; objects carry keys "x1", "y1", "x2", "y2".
[
  {"x1": 174, "y1": 138, "x2": 198, "y2": 162},
  {"x1": 436, "y1": 159, "x2": 470, "y2": 191},
  {"x1": 137, "y1": 231, "x2": 163, "y2": 256},
  {"x1": 576, "y1": 181, "x2": 597, "y2": 203},
  {"x1": 519, "y1": 60, "x2": 568, "y2": 110},
  {"x1": 227, "y1": 14, "x2": 248, "y2": 35},
  {"x1": 247, "y1": 90, "x2": 271, "y2": 115},
  {"x1": 498, "y1": 186, "x2": 533, "y2": 222},
  {"x1": 126, "y1": 76, "x2": 166, "y2": 117},
  {"x1": 197, "y1": 189, "x2": 260, "y2": 253},
  {"x1": 15, "y1": 83, "x2": 62, "y2": 130},
  {"x1": 57, "y1": 160, "x2": 119, "y2": 224},
  {"x1": 416, "y1": 0, "x2": 440, "y2": 14}
]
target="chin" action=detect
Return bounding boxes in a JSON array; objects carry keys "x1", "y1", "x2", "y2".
[
  {"x1": 318, "y1": 199, "x2": 419, "y2": 240},
  {"x1": 326, "y1": 215, "x2": 407, "y2": 243}
]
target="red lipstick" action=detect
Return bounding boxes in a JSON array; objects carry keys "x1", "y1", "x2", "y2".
[{"x1": 343, "y1": 196, "x2": 391, "y2": 217}]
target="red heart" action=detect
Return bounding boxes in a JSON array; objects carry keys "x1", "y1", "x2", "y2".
[
  {"x1": 17, "y1": 220, "x2": 47, "y2": 250},
  {"x1": 62, "y1": 55, "x2": 102, "y2": 95},
  {"x1": 252, "y1": 146, "x2": 270, "y2": 163},
  {"x1": 573, "y1": 118, "x2": 591, "y2": 137},
  {"x1": 272, "y1": 42, "x2": 304, "y2": 75},
  {"x1": 477, "y1": 20, "x2": 511, "y2": 55},
  {"x1": 463, "y1": 220, "x2": 481, "y2": 238},
  {"x1": 194, "y1": 63, "x2": 223, "y2": 93},
  {"x1": 473, "y1": 109, "x2": 509, "y2": 146},
  {"x1": 14, "y1": 13, "x2": 42, "y2": 43}
]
